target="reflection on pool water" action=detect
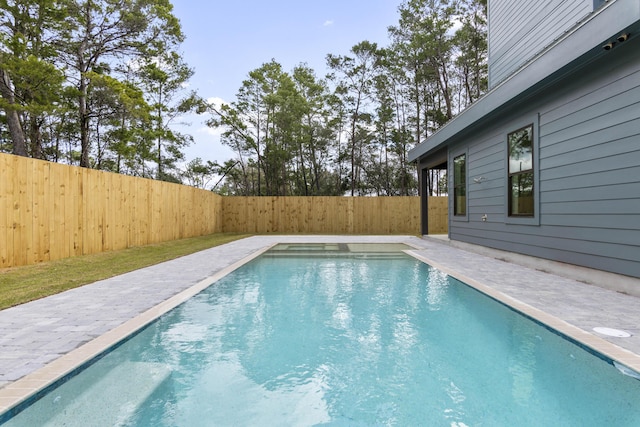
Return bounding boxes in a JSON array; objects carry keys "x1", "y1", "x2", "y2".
[{"x1": 3, "y1": 245, "x2": 640, "y2": 426}]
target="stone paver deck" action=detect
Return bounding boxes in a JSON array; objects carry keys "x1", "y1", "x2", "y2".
[{"x1": 1, "y1": 235, "x2": 640, "y2": 415}]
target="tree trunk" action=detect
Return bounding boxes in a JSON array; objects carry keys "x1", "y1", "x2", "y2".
[
  {"x1": 413, "y1": 61, "x2": 422, "y2": 145},
  {"x1": 349, "y1": 95, "x2": 362, "y2": 196},
  {"x1": 29, "y1": 115, "x2": 43, "y2": 159},
  {"x1": 0, "y1": 70, "x2": 28, "y2": 157},
  {"x1": 436, "y1": 58, "x2": 453, "y2": 120},
  {"x1": 78, "y1": 68, "x2": 91, "y2": 167},
  {"x1": 156, "y1": 83, "x2": 164, "y2": 179}
]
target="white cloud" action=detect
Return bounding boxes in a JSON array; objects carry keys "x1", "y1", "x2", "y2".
[
  {"x1": 207, "y1": 96, "x2": 227, "y2": 110},
  {"x1": 197, "y1": 125, "x2": 223, "y2": 137},
  {"x1": 323, "y1": 20, "x2": 334, "y2": 27},
  {"x1": 451, "y1": 16, "x2": 464, "y2": 33}
]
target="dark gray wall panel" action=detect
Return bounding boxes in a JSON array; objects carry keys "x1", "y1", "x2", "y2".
[
  {"x1": 453, "y1": 223, "x2": 640, "y2": 259},
  {"x1": 541, "y1": 87, "x2": 640, "y2": 137},
  {"x1": 541, "y1": 63, "x2": 640, "y2": 123},
  {"x1": 542, "y1": 199, "x2": 640, "y2": 215},
  {"x1": 469, "y1": 146, "x2": 503, "y2": 166},
  {"x1": 469, "y1": 163, "x2": 502, "y2": 180},
  {"x1": 542, "y1": 182, "x2": 640, "y2": 203},
  {"x1": 541, "y1": 150, "x2": 640, "y2": 181},
  {"x1": 540, "y1": 106, "x2": 640, "y2": 148},
  {"x1": 450, "y1": 33, "x2": 640, "y2": 278},
  {"x1": 540, "y1": 118, "x2": 640, "y2": 159},
  {"x1": 469, "y1": 198, "x2": 503, "y2": 209},
  {"x1": 484, "y1": 222, "x2": 640, "y2": 247},
  {"x1": 541, "y1": 134, "x2": 640, "y2": 170},
  {"x1": 451, "y1": 231, "x2": 640, "y2": 278},
  {"x1": 541, "y1": 214, "x2": 640, "y2": 231},
  {"x1": 491, "y1": 2, "x2": 590, "y2": 85},
  {"x1": 469, "y1": 185, "x2": 504, "y2": 199},
  {"x1": 468, "y1": 204, "x2": 503, "y2": 216},
  {"x1": 488, "y1": 0, "x2": 591, "y2": 87},
  {"x1": 541, "y1": 166, "x2": 640, "y2": 192}
]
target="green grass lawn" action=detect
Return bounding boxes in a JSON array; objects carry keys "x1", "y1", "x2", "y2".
[{"x1": 0, "y1": 233, "x2": 250, "y2": 311}]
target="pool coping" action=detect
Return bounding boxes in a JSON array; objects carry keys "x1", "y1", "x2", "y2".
[{"x1": 1, "y1": 235, "x2": 640, "y2": 419}]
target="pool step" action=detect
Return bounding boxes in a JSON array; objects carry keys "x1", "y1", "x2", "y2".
[
  {"x1": 264, "y1": 252, "x2": 408, "y2": 260},
  {"x1": 5, "y1": 361, "x2": 172, "y2": 426}
]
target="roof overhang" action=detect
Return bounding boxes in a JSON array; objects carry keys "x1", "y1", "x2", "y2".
[{"x1": 408, "y1": 0, "x2": 640, "y2": 163}]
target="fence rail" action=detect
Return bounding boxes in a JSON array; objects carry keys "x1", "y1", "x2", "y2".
[{"x1": 1, "y1": 153, "x2": 447, "y2": 268}]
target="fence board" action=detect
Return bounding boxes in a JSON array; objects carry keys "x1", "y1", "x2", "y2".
[
  {"x1": 0, "y1": 155, "x2": 11, "y2": 266},
  {"x1": 60, "y1": 165, "x2": 69, "y2": 259},
  {"x1": 32, "y1": 160, "x2": 47, "y2": 263},
  {"x1": 13, "y1": 155, "x2": 27, "y2": 266},
  {"x1": 72, "y1": 166, "x2": 83, "y2": 257}
]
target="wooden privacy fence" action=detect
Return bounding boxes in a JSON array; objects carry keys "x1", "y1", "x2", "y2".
[
  {"x1": 222, "y1": 196, "x2": 424, "y2": 234},
  {"x1": 1, "y1": 153, "x2": 448, "y2": 268},
  {"x1": 427, "y1": 197, "x2": 448, "y2": 235},
  {"x1": 1, "y1": 154, "x2": 222, "y2": 268}
]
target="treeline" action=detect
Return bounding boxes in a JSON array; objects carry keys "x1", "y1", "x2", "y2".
[
  {"x1": 0, "y1": 0, "x2": 196, "y2": 182},
  {"x1": 1, "y1": 0, "x2": 487, "y2": 195}
]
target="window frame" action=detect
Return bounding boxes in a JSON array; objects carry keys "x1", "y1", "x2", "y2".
[
  {"x1": 505, "y1": 116, "x2": 540, "y2": 226},
  {"x1": 451, "y1": 148, "x2": 469, "y2": 222}
]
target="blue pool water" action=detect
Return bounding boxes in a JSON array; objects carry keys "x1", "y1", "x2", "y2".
[{"x1": 3, "y1": 245, "x2": 640, "y2": 426}]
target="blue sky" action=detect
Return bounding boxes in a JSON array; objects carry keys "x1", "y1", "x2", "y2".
[{"x1": 170, "y1": 0, "x2": 403, "y2": 165}]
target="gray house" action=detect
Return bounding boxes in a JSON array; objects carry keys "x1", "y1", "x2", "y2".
[{"x1": 408, "y1": 0, "x2": 640, "y2": 281}]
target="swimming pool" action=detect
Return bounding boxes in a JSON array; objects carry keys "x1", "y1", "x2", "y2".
[{"x1": 2, "y1": 243, "x2": 640, "y2": 425}]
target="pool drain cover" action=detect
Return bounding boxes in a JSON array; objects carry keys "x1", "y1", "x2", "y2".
[{"x1": 593, "y1": 327, "x2": 632, "y2": 338}]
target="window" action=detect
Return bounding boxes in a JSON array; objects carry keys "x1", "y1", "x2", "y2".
[
  {"x1": 508, "y1": 125, "x2": 534, "y2": 217},
  {"x1": 453, "y1": 153, "x2": 466, "y2": 216}
]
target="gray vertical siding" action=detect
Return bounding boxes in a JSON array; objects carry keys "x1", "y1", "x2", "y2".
[
  {"x1": 488, "y1": 0, "x2": 592, "y2": 88},
  {"x1": 450, "y1": 36, "x2": 640, "y2": 278}
]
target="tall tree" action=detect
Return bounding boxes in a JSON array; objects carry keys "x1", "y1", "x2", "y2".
[
  {"x1": 181, "y1": 157, "x2": 218, "y2": 190},
  {"x1": 423, "y1": 0, "x2": 458, "y2": 122},
  {"x1": 0, "y1": 0, "x2": 66, "y2": 157},
  {"x1": 137, "y1": 50, "x2": 195, "y2": 181},
  {"x1": 291, "y1": 65, "x2": 336, "y2": 195},
  {"x1": 84, "y1": 70, "x2": 151, "y2": 172},
  {"x1": 369, "y1": 53, "x2": 415, "y2": 196},
  {"x1": 327, "y1": 41, "x2": 379, "y2": 196},
  {"x1": 388, "y1": 0, "x2": 470, "y2": 140},
  {"x1": 388, "y1": 0, "x2": 432, "y2": 145},
  {"x1": 61, "y1": 0, "x2": 183, "y2": 167},
  {"x1": 454, "y1": 0, "x2": 488, "y2": 106},
  {"x1": 206, "y1": 60, "x2": 302, "y2": 195}
]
